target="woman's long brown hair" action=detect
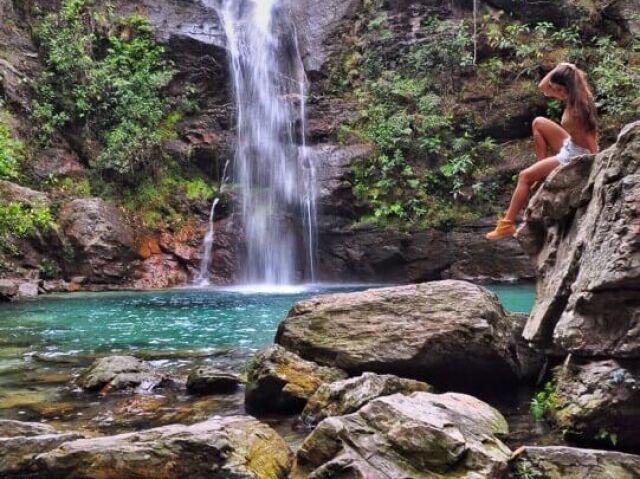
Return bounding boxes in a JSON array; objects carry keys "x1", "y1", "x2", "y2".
[{"x1": 550, "y1": 64, "x2": 598, "y2": 133}]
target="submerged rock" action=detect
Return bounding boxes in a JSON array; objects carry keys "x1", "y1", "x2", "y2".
[
  {"x1": 186, "y1": 366, "x2": 242, "y2": 395},
  {"x1": 245, "y1": 345, "x2": 346, "y2": 414},
  {"x1": 553, "y1": 357, "x2": 640, "y2": 449},
  {"x1": 301, "y1": 372, "x2": 431, "y2": 426},
  {"x1": 29, "y1": 416, "x2": 292, "y2": 479},
  {"x1": 517, "y1": 121, "x2": 640, "y2": 355},
  {"x1": 277, "y1": 280, "x2": 526, "y2": 390},
  {"x1": 297, "y1": 392, "x2": 510, "y2": 478},
  {"x1": 507, "y1": 446, "x2": 640, "y2": 478},
  {"x1": 0, "y1": 420, "x2": 58, "y2": 438},
  {"x1": 78, "y1": 356, "x2": 166, "y2": 393}
]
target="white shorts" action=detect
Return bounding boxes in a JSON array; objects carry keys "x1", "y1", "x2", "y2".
[{"x1": 557, "y1": 138, "x2": 590, "y2": 164}]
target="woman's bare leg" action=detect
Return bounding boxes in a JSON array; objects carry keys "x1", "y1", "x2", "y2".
[
  {"x1": 532, "y1": 117, "x2": 570, "y2": 160},
  {"x1": 504, "y1": 157, "x2": 561, "y2": 222}
]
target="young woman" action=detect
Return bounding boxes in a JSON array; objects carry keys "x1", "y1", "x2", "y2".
[{"x1": 486, "y1": 62, "x2": 599, "y2": 240}]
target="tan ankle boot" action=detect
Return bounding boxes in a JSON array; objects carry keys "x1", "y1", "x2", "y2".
[{"x1": 486, "y1": 219, "x2": 516, "y2": 240}]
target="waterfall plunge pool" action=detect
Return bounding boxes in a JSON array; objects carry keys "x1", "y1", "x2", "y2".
[
  {"x1": 0, "y1": 283, "x2": 542, "y2": 446},
  {"x1": 0, "y1": 283, "x2": 534, "y2": 359}
]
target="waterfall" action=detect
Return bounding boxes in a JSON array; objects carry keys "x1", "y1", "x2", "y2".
[
  {"x1": 195, "y1": 197, "x2": 221, "y2": 286},
  {"x1": 214, "y1": 0, "x2": 317, "y2": 286}
]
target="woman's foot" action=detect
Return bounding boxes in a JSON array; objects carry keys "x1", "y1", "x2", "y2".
[{"x1": 486, "y1": 219, "x2": 517, "y2": 240}]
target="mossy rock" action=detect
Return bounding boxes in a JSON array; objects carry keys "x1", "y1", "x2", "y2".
[{"x1": 245, "y1": 345, "x2": 347, "y2": 414}]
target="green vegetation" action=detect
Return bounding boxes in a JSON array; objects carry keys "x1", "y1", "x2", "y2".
[
  {"x1": 120, "y1": 171, "x2": 216, "y2": 229},
  {"x1": 530, "y1": 379, "x2": 558, "y2": 421},
  {"x1": 514, "y1": 460, "x2": 543, "y2": 479},
  {"x1": 482, "y1": 15, "x2": 640, "y2": 121},
  {"x1": 333, "y1": 1, "x2": 639, "y2": 228},
  {"x1": 0, "y1": 202, "x2": 53, "y2": 254},
  {"x1": 33, "y1": 0, "x2": 175, "y2": 178},
  {"x1": 334, "y1": 10, "x2": 500, "y2": 227},
  {"x1": 0, "y1": 114, "x2": 51, "y2": 253},
  {"x1": 0, "y1": 116, "x2": 24, "y2": 180},
  {"x1": 38, "y1": 257, "x2": 61, "y2": 279},
  {"x1": 27, "y1": 0, "x2": 207, "y2": 230},
  {"x1": 595, "y1": 428, "x2": 619, "y2": 447}
]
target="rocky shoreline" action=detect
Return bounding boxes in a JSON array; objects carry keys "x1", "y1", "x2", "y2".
[{"x1": 3, "y1": 121, "x2": 638, "y2": 477}]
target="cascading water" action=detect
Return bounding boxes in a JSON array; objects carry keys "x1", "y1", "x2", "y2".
[
  {"x1": 214, "y1": 0, "x2": 317, "y2": 286},
  {"x1": 195, "y1": 197, "x2": 220, "y2": 286},
  {"x1": 195, "y1": 156, "x2": 230, "y2": 286}
]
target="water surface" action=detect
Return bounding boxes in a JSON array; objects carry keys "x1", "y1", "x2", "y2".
[{"x1": 0, "y1": 282, "x2": 538, "y2": 442}]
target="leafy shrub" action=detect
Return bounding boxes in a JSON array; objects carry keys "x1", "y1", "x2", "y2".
[
  {"x1": 122, "y1": 172, "x2": 216, "y2": 229},
  {"x1": 33, "y1": 0, "x2": 175, "y2": 178},
  {"x1": 0, "y1": 118, "x2": 24, "y2": 180},
  {"x1": 39, "y1": 258, "x2": 61, "y2": 279},
  {"x1": 482, "y1": 16, "x2": 639, "y2": 121},
  {"x1": 530, "y1": 379, "x2": 558, "y2": 421},
  {"x1": 405, "y1": 18, "x2": 473, "y2": 92},
  {"x1": 588, "y1": 36, "x2": 640, "y2": 119},
  {"x1": 348, "y1": 67, "x2": 498, "y2": 225},
  {"x1": 0, "y1": 202, "x2": 54, "y2": 253},
  {"x1": 185, "y1": 177, "x2": 215, "y2": 201}
]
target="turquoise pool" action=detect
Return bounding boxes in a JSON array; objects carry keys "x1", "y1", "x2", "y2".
[{"x1": 0, "y1": 283, "x2": 535, "y2": 358}]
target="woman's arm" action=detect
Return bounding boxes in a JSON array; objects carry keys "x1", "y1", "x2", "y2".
[
  {"x1": 538, "y1": 69, "x2": 556, "y2": 96},
  {"x1": 586, "y1": 134, "x2": 599, "y2": 154},
  {"x1": 539, "y1": 63, "x2": 576, "y2": 98}
]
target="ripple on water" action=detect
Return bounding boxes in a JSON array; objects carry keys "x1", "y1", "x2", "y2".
[{"x1": 0, "y1": 284, "x2": 536, "y2": 442}]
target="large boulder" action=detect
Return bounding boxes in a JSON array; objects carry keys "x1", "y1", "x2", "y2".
[
  {"x1": 507, "y1": 446, "x2": 640, "y2": 478},
  {"x1": 0, "y1": 279, "x2": 19, "y2": 302},
  {"x1": 296, "y1": 392, "x2": 511, "y2": 478},
  {"x1": 0, "y1": 272, "x2": 41, "y2": 302},
  {"x1": 245, "y1": 345, "x2": 347, "y2": 413},
  {"x1": 517, "y1": 121, "x2": 640, "y2": 355},
  {"x1": 60, "y1": 198, "x2": 137, "y2": 284},
  {"x1": 276, "y1": 280, "x2": 527, "y2": 390},
  {"x1": 0, "y1": 421, "x2": 84, "y2": 477},
  {"x1": 28, "y1": 416, "x2": 292, "y2": 479},
  {"x1": 301, "y1": 372, "x2": 432, "y2": 426},
  {"x1": 78, "y1": 356, "x2": 166, "y2": 393},
  {"x1": 552, "y1": 357, "x2": 640, "y2": 449}
]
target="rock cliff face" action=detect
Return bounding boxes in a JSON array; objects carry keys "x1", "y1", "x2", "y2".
[
  {"x1": 2, "y1": 0, "x2": 637, "y2": 291},
  {"x1": 517, "y1": 121, "x2": 640, "y2": 449},
  {"x1": 60, "y1": 199, "x2": 137, "y2": 284},
  {"x1": 517, "y1": 121, "x2": 640, "y2": 354}
]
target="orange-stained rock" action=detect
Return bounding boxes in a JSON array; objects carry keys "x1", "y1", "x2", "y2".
[
  {"x1": 132, "y1": 254, "x2": 189, "y2": 289},
  {"x1": 137, "y1": 236, "x2": 162, "y2": 259},
  {"x1": 67, "y1": 282, "x2": 82, "y2": 292}
]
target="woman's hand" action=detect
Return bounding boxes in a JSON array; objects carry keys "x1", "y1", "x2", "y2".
[
  {"x1": 538, "y1": 68, "x2": 556, "y2": 96},
  {"x1": 538, "y1": 64, "x2": 567, "y2": 99}
]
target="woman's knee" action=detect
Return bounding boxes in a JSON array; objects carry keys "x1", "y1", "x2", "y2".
[
  {"x1": 518, "y1": 168, "x2": 535, "y2": 186},
  {"x1": 532, "y1": 116, "x2": 548, "y2": 132}
]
